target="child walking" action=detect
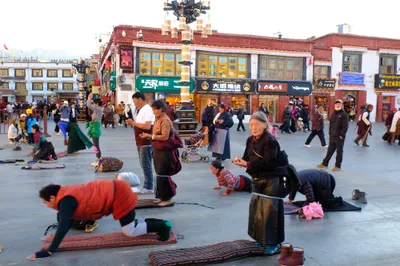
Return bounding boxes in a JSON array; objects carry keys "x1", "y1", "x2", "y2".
[{"x1": 210, "y1": 160, "x2": 252, "y2": 196}]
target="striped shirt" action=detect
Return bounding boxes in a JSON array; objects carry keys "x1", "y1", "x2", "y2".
[{"x1": 216, "y1": 168, "x2": 241, "y2": 194}]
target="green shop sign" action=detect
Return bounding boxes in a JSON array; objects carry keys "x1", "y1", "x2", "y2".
[
  {"x1": 136, "y1": 76, "x2": 194, "y2": 93},
  {"x1": 110, "y1": 71, "x2": 117, "y2": 91}
]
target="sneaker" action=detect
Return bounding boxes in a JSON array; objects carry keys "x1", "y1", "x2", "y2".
[
  {"x1": 359, "y1": 192, "x2": 368, "y2": 203},
  {"x1": 140, "y1": 188, "x2": 154, "y2": 194},
  {"x1": 321, "y1": 145, "x2": 328, "y2": 148},
  {"x1": 56, "y1": 132, "x2": 62, "y2": 136},
  {"x1": 304, "y1": 144, "x2": 311, "y2": 148},
  {"x1": 85, "y1": 221, "x2": 99, "y2": 233},
  {"x1": 332, "y1": 166, "x2": 341, "y2": 171},
  {"x1": 316, "y1": 163, "x2": 328, "y2": 169}
]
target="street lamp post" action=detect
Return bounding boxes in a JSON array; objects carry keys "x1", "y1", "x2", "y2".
[
  {"x1": 72, "y1": 59, "x2": 90, "y2": 121},
  {"x1": 163, "y1": 0, "x2": 212, "y2": 136}
]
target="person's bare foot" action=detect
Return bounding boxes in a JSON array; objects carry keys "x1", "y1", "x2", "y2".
[{"x1": 158, "y1": 200, "x2": 173, "y2": 206}]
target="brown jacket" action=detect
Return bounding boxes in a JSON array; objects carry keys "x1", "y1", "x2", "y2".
[
  {"x1": 312, "y1": 112, "x2": 324, "y2": 131},
  {"x1": 152, "y1": 113, "x2": 173, "y2": 141}
]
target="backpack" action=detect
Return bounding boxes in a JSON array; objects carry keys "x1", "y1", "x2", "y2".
[{"x1": 95, "y1": 157, "x2": 123, "y2": 172}]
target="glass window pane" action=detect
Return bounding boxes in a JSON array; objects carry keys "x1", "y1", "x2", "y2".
[
  {"x1": 209, "y1": 56, "x2": 217, "y2": 63},
  {"x1": 153, "y1": 53, "x2": 161, "y2": 60},
  {"x1": 165, "y1": 54, "x2": 174, "y2": 61},
  {"x1": 238, "y1": 58, "x2": 246, "y2": 64}
]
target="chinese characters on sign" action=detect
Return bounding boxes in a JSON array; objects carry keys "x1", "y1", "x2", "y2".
[
  {"x1": 196, "y1": 79, "x2": 256, "y2": 93},
  {"x1": 142, "y1": 79, "x2": 170, "y2": 90},
  {"x1": 258, "y1": 82, "x2": 288, "y2": 93},
  {"x1": 375, "y1": 74, "x2": 400, "y2": 89}
]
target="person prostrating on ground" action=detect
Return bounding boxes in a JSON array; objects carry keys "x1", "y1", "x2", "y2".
[
  {"x1": 28, "y1": 180, "x2": 172, "y2": 260},
  {"x1": 210, "y1": 160, "x2": 251, "y2": 196}
]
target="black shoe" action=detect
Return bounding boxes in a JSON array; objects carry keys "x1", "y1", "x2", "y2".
[
  {"x1": 354, "y1": 140, "x2": 359, "y2": 146},
  {"x1": 362, "y1": 144, "x2": 369, "y2": 147},
  {"x1": 237, "y1": 130, "x2": 241, "y2": 131}
]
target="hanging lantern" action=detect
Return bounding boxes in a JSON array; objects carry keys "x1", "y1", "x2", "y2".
[
  {"x1": 196, "y1": 19, "x2": 203, "y2": 31},
  {"x1": 182, "y1": 29, "x2": 190, "y2": 41},
  {"x1": 161, "y1": 24, "x2": 168, "y2": 36},
  {"x1": 181, "y1": 66, "x2": 190, "y2": 82},
  {"x1": 181, "y1": 45, "x2": 190, "y2": 61},
  {"x1": 164, "y1": 19, "x2": 171, "y2": 32},
  {"x1": 178, "y1": 17, "x2": 186, "y2": 30},
  {"x1": 171, "y1": 27, "x2": 178, "y2": 38},
  {"x1": 201, "y1": 27, "x2": 208, "y2": 38},
  {"x1": 206, "y1": 23, "x2": 212, "y2": 35}
]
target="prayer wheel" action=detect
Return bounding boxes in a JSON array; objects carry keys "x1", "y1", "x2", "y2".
[
  {"x1": 196, "y1": 19, "x2": 203, "y2": 31},
  {"x1": 178, "y1": 17, "x2": 186, "y2": 30}
]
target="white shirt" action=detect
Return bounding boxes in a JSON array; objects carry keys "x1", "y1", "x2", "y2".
[{"x1": 134, "y1": 104, "x2": 154, "y2": 125}]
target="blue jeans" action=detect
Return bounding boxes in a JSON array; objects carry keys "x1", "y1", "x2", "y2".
[{"x1": 137, "y1": 146, "x2": 154, "y2": 190}]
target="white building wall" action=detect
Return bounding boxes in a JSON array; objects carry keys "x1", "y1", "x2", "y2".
[
  {"x1": 331, "y1": 47, "x2": 380, "y2": 121},
  {"x1": 250, "y1": 54, "x2": 258, "y2": 79},
  {"x1": 1, "y1": 62, "x2": 78, "y2": 102}
]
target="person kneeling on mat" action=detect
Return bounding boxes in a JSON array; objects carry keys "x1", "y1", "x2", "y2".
[
  {"x1": 210, "y1": 160, "x2": 252, "y2": 196},
  {"x1": 284, "y1": 169, "x2": 343, "y2": 208},
  {"x1": 28, "y1": 179, "x2": 172, "y2": 260}
]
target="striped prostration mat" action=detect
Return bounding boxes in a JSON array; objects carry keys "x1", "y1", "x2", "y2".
[
  {"x1": 148, "y1": 240, "x2": 266, "y2": 266},
  {"x1": 41, "y1": 231, "x2": 177, "y2": 252}
]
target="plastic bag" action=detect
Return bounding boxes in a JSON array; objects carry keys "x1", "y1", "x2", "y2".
[
  {"x1": 116, "y1": 172, "x2": 140, "y2": 186},
  {"x1": 301, "y1": 202, "x2": 324, "y2": 220}
]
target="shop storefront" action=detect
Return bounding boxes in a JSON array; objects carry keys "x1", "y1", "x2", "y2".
[
  {"x1": 136, "y1": 76, "x2": 195, "y2": 108},
  {"x1": 310, "y1": 78, "x2": 337, "y2": 119},
  {"x1": 15, "y1": 88, "x2": 28, "y2": 102},
  {"x1": 254, "y1": 80, "x2": 313, "y2": 122},
  {"x1": 55, "y1": 92, "x2": 79, "y2": 104},
  {"x1": 194, "y1": 78, "x2": 256, "y2": 122},
  {"x1": 336, "y1": 73, "x2": 367, "y2": 121},
  {"x1": 374, "y1": 74, "x2": 399, "y2": 122}
]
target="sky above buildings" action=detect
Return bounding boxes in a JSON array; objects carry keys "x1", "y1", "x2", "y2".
[{"x1": 0, "y1": 0, "x2": 399, "y2": 59}]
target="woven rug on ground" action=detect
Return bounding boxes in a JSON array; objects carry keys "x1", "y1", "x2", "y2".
[
  {"x1": 148, "y1": 240, "x2": 266, "y2": 266},
  {"x1": 21, "y1": 163, "x2": 66, "y2": 170},
  {"x1": 41, "y1": 231, "x2": 177, "y2": 252},
  {"x1": 136, "y1": 199, "x2": 175, "y2": 209},
  {"x1": 291, "y1": 200, "x2": 362, "y2": 212}
]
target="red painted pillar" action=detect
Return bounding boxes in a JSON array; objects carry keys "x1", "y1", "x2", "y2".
[
  {"x1": 390, "y1": 96, "x2": 396, "y2": 110},
  {"x1": 328, "y1": 95, "x2": 336, "y2": 119},
  {"x1": 376, "y1": 93, "x2": 383, "y2": 122},
  {"x1": 358, "y1": 90, "x2": 367, "y2": 118}
]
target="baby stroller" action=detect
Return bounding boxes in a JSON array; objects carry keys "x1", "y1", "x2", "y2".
[{"x1": 181, "y1": 127, "x2": 210, "y2": 163}]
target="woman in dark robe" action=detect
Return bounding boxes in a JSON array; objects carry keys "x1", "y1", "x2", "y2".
[
  {"x1": 140, "y1": 100, "x2": 181, "y2": 207},
  {"x1": 211, "y1": 104, "x2": 233, "y2": 161},
  {"x1": 233, "y1": 111, "x2": 289, "y2": 255},
  {"x1": 66, "y1": 123, "x2": 93, "y2": 154}
]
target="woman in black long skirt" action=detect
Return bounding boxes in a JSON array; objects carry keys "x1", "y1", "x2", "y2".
[
  {"x1": 233, "y1": 111, "x2": 289, "y2": 255},
  {"x1": 140, "y1": 100, "x2": 180, "y2": 207}
]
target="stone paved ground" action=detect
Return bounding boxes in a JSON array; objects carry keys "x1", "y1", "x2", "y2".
[{"x1": 0, "y1": 121, "x2": 400, "y2": 266}]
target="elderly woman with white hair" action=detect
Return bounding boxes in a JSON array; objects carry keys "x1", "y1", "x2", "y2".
[{"x1": 233, "y1": 111, "x2": 293, "y2": 255}]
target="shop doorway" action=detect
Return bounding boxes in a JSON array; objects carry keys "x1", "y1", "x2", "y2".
[
  {"x1": 199, "y1": 95, "x2": 218, "y2": 119},
  {"x1": 258, "y1": 95, "x2": 279, "y2": 122},
  {"x1": 344, "y1": 93, "x2": 357, "y2": 121},
  {"x1": 382, "y1": 96, "x2": 391, "y2": 121},
  {"x1": 231, "y1": 95, "x2": 249, "y2": 113},
  {"x1": 314, "y1": 96, "x2": 329, "y2": 119}
]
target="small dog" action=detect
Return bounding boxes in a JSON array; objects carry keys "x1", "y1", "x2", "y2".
[{"x1": 297, "y1": 118, "x2": 304, "y2": 132}]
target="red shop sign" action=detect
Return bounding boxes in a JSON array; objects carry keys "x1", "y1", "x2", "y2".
[{"x1": 258, "y1": 82, "x2": 288, "y2": 93}]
